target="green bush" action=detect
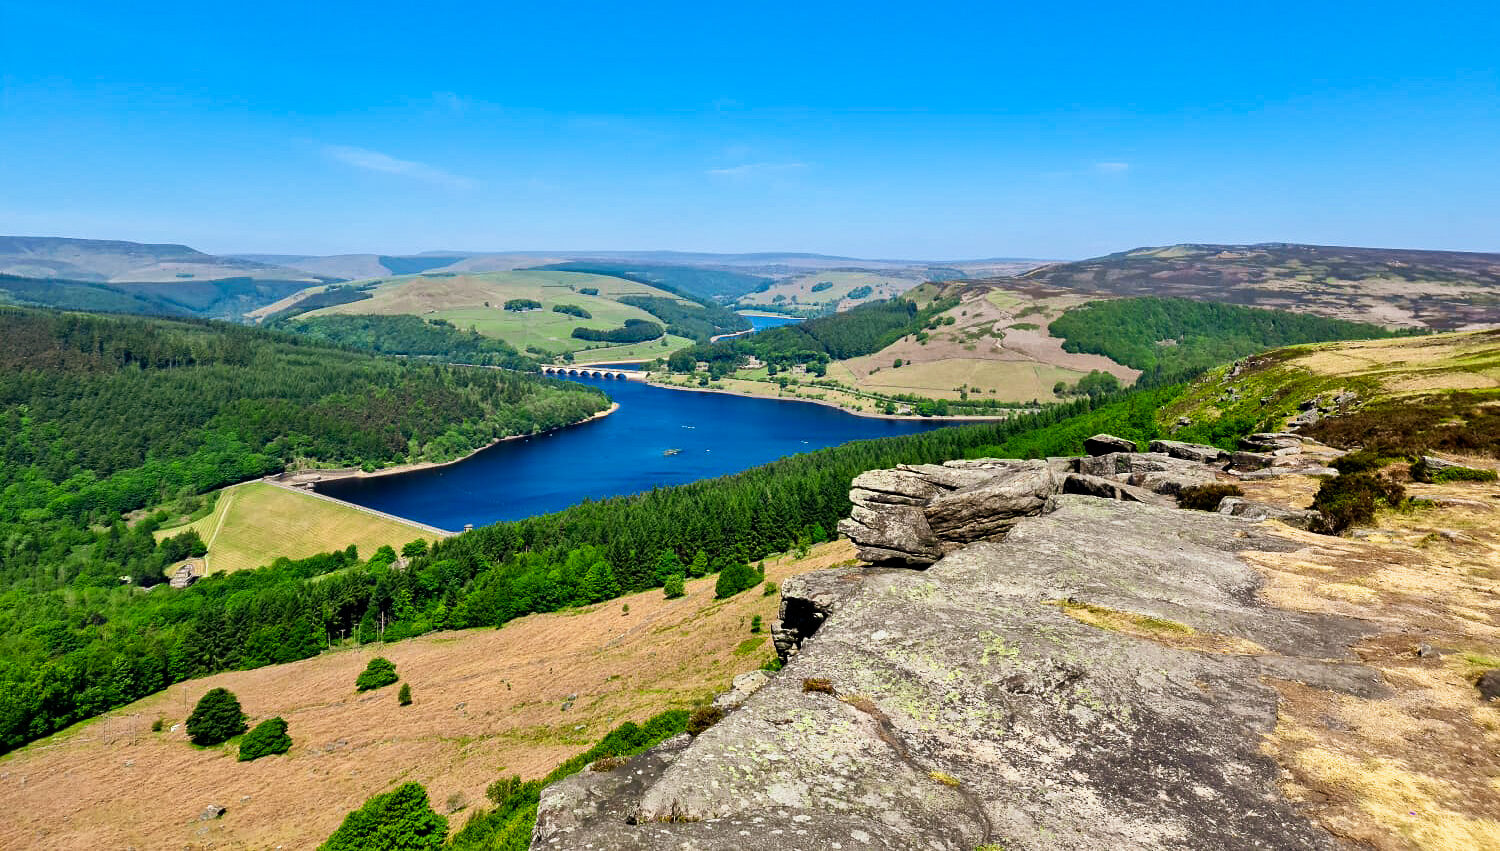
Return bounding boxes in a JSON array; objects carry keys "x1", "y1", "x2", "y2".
[
  {"x1": 321, "y1": 782, "x2": 448, "y2": 851},
  {"x1": 398, "y1": 683, "x2": 412, "y2": 706},
  {"x1": 1409, "y1": 457, "x2": 1498, "y2": 483},
  {"x1": 186, "y1": 687, "x2": 246, "y2": 746},
  {"x1": 356, "y1": 657, "x2": 399, "y2": 692},
  {"x1": 662, "y1": 574, "x2": 685, "y2": 599},
  {"x1": 714, "y1": 562, "x2": 761, "y2": 599},
  {"x1": 1177, "y1": 483, "x2": 1243, "y2": 512},
  {"x1": 750, "y1": 615, "x2": 763, "y2": 633},
  {"x1": 1310, "y1": 472, "x2": 1406, "y2": 534},
  {"x1": 1331, "y1": 449, "x2": 1394, "y2": 475},
  {"x1": 238, "y1": 717, "x2": 291, "y2": 761}
]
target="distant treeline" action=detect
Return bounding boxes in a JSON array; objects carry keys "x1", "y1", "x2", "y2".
[
  {"x1": 1, "y1": 273, "x2": 319, "y2": 322},
  {"x1": 274, "y1": 313, "x2": 536, "y2": 369},
  {"x1": 670, "y1": 296, "x2": 957, "y2": 377},
  {"x1": 1049, "y1": 296, "x2": 1409, "y2": 379},
  {"x1": 570, "y1": 318, "x2": 663, "y2": 343},
  {"x1": 617, "y1": 294, "x2": 745, "y2": 342},
  {"x1": 533, "y1": 261, "x2": 772, "y2": 301},
  {"x1": 262, "y1": 285, "x2": 373, "y2": 322}
]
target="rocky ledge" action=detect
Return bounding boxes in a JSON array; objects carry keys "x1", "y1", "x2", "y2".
[{"x1": 534, "y1": 437, "x2": 1382, "y2": 850}]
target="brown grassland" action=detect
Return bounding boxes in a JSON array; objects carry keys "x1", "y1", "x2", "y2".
[{"x1": 0, "y1": 540, "x2": 854, "y2": 849}]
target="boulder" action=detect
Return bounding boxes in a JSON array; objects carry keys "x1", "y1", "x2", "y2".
[
  {"x1": 838, "y1": 503, "x2": 944, "y2": 567},
  {"x1": 1217, "y1": 497, "x2": 1321, "y2": 530},
  {"x1": 712, "y1": 670, "x2": 771, "y2": 710},
  {"x1": 1128, "y1": 468, "x2": 1215, "y2": 496},
  {"x1": 1062, "y1": 472, "x2": 1161, "y2": 504},
  {"x1": 536, "y1": 498, "x2": 1379, "y2": 851},
  {"x1": 198, "y1": 805, "x2": 226, "y2": 821},
  {"x1": 1083, "y1": 433, "x2": 1137, "y2": 456},
  {"x1": 1240, "y1": 432, "x2": 1303, "y2": 452},
  {"x1": 840, "y1": 460, "x2": 1060, "y2": 566},
  {"x1": 1420, "y1": 455, "x2": 1463, "y2": 473},
  {"x1": 1230, "y1": 450, "x2": 1274, "y2": 471},
  {"x1": 923, "y1": 462, "x2": 1057, "y2": 542},
  {"x1": 1148, "y1": 439, "x2": 1229, "y2": 464},
  {"x1": 1478, "y1": 670, "x2": 1500, "y2": 703}
]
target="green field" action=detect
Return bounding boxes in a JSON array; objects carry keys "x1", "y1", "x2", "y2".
[
  {"x1": 302, "y1": 270, "x2": 694, "y2": 356},
  {"x1": 154, "y1": 481, "x2": 438, "y2": 574}
]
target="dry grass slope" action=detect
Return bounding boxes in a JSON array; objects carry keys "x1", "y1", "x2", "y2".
[{"x1": 0, "y1": 540, "x2": 853, "y2": 849}]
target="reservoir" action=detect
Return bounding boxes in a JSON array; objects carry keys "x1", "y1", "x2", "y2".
[
  {"x1": 318, "y1": 313, "x2": 947, "y2": 529},
  {"x1": 318, "y1": 375, "x2": 948, "y2": 530}
]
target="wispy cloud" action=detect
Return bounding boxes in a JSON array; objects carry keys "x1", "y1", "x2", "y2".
[
  {"x1": 324, "y1": 145, "x2": 475, "y2": 189},
  {"x1": 1094, "y1": 161, "x2": 1130, "y2": 174},
  {"x1": 707, "y1": 162, "x2": 808, "y2": 178}
]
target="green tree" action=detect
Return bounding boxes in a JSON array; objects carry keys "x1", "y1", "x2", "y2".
[
  {"x1": 186, "y1": 687, "x2": 246, "y2": 746},
  {"x1": 238, "y1": 716, "x2": 292, "y2": 761},
  {"x1": 356, "y1": 657, "x2": 398, "y2": 691},
  {"x1": 398, "y1": 683, "x2": 413, "y2": 706},
  {"x1": 400, "y1": 539, "x2": 429, "y2": 559},
  {"x1": 663, "y1": 573, "x2": 685, "y2": 599},
  {"x1": 321, "y1": 782, "x2": 448, "y2": 851},
  {"x1": 688, "y1": 550, "x2": 710, "y2": 578}
]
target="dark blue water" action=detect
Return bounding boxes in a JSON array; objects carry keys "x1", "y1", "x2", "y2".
[{"x1": 318, "y1": 375, "x2": 948, "y2": 531}]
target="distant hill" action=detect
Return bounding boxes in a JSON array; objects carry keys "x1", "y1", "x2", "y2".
[
  {"x1": 0, "y1": 237, "x2": 336, "y2": 320},
  {"x1": 1015, "y1": 243, "x2": 1500, "y2": 330},
  {"x1": 0, "y1": 236, "x2": 326, "y2": 284}
]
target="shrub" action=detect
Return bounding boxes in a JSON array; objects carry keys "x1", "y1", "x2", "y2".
[
  {"x1": 714, "y1": 562, "x2": 761, "y2": 599},
  {"x1": 763, "y1": 581, "x2": 779, "y2": 597},
  {"x1": 1409, "y1": 458, "x2": 1499, "y2": 483},
  {"x1": 1310, "y1": 472, "x2": 1406, "y2": 534},
  {"x1": 1177, "y1": 483, "x2": 1243, "y2": 512},
  {"x1": 398, "y1": 683, "x2": 412, "y2": 706},
  {"x1": 238, "y1": 717, "x2": 291, "y2": 761},
  {"x1": 1331, "y1": 448, "x2": 1393, "y2": 475},
  {"x1": 686, "y1": 705, "x2": 724, "y2": 736},
  {"x1": 151, "y1": 717, "x2": 164, "y2": 733},
  {"x1": 186, "y1": 687, "x2": 246, "y2": 746},
  {"x1": 663, "y1": 573, "x2": 685, "y2": 599},
  {"x1": 750, "y1": 615, "x2": 763, "y2": 633},
  {"x1": 356, "y1": 657, "x2": 398, "y2": 691},
  {"x1": 321, "y1": 782, "x2": 448, "y2": 851},
  {"x1": 802, "y1": 677, "x2": 835, "y2": 695}
]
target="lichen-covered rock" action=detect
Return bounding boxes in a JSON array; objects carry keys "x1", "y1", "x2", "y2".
[
  {"x1": 1217, "y1": 496, "x2": 1321, "y2": 530},
  {"x1": 922, "y1": 461, "x2": 1056, "y2": 542},
  {"x1": 839, "y1": 460, "x2": 1059, "y2": 566},
  {"x1": 1148, "y1": 439, "x2": 1230, "y2": 464},
  {"x1": 536, "y1": 498, "x2": 1380, "y2": 851},
  {"x1": 1240, "y1": 432, "x2": 1303, "y2": 452},
  {"x1": 1083, "y1": 433, "x2": 1137, "y2": 455},
  {"x1": 1230, "y1": 450, "x2": 1274, "y2": 471}
]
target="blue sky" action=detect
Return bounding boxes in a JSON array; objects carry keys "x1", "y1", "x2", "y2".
[{"x1": 1, "y1": 1, "x2": 1496, "y2": 259}]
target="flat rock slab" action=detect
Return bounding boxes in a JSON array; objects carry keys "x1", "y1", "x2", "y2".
[{"x1": 536, "y1": 497, "x2": 1380, "y2": 851}]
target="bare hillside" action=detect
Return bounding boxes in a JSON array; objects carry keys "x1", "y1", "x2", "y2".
[{"x1": 1015, "y1": 243, "x2": 1500, "y2": 330}]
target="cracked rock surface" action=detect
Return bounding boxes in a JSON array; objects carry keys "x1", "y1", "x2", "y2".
[{"x1": 533, "y1": 497, "x2": 1381, "y2": 851}]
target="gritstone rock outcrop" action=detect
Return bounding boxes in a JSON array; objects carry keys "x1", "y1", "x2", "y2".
[{"x1": 534, "y1": 440, "x2": 1376, "y2": 851}]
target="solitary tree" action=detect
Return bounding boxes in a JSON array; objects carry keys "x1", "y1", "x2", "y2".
[
  {"x1": 238, "y1": 717, "x2": 292, "y2": 761},
  {"x1": 186, "y1": 687, "x2": 246, "y2": 746},
  {"x1": 320, "y1": 782, "x2": 448, "y2": 851},
  {"x1": 356, "y1": 657, "x2": 399, "y2": 691},
  {"x1": 398, "y1": 683, "x2": 413, "y2": 706},
  {"x1": 663, "y1": 573, "x2": 685, "y2": 599},
  {"x1": 400, "y1": 539, "x2": 428, "y2": 559}
]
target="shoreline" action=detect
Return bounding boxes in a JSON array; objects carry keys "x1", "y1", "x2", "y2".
[
  {"x1": 642, "y1": 376, "x2": 1019, "y2": 422},
  {"x1": 278, "y1": 402, "x2": 622, "y2": 485}
]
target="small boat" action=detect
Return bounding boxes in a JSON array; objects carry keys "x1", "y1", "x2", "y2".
[{"x1": 663, "y1": 448, "x2": 682, "y2": 456}]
